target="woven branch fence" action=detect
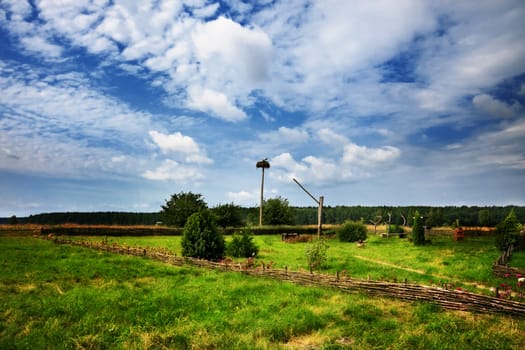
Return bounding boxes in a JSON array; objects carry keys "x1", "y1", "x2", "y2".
[
  {"x1": 493, "y1": 244, "x2": 525, "y2": 278},
  {"x1": 45, "y1": 236, "x2": 525, "y2": 318}
]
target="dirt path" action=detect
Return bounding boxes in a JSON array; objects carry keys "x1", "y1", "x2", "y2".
[
  {"x1": 353, "y1": 255, "x2": 426, "y2": 275},
  {"x1": 352, "y1": 255, "x2": 492, "y2": 291}
]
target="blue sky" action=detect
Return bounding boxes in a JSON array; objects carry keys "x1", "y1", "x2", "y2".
[{"x1": 1, "y1": 0, "x2": 525, "y2": 217}]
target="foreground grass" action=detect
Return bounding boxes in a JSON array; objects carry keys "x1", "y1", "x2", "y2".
[{"x1": 1, "y1": 237, "x2": 524, "y2": 349}]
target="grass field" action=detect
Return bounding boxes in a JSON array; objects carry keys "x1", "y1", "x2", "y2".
[
  {"x1": 72, "y1": 232, "x2": 519, "y2": 294},
  {"x1": 1, "y1": 236, "x2": 524, "y2": 349},
  {"x1": 0, "y1": 238, "x2": 525, "y2": 349}
]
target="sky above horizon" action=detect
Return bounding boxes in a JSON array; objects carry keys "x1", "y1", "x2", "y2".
[{"x1": 1, "y1": 0, "x2": 525, "y2": 217}]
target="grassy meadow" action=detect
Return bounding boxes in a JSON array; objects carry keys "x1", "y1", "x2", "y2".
[
  {"x1": 1, "y1": 232, "x2": 525, "y2": 349},
  {"x1": 73, "y1": 231, "x2": 518, "y2": 294}
]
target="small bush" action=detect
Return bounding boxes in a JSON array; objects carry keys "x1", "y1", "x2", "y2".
[
  {"x1": 388, "y1": 224, "x2": 404, "y2": 234},
  {"x1": 305, "y1": 239, "x2": 328, "y2": 270},
  {"x1": 227, "y1": 229, "x2": 259, "y2": 258},
  {"x1": 337, "y1": 220, "x2": 368, "y2": 242},
  {"x1": 181, "y1": 209, "x2": 225, "y2": 260}
]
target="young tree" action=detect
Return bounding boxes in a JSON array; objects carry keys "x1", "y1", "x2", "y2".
[
  {"x1": 495, "y1": 209, "x2": 522, "y2": 251},
  {"x1": 181, "y1": 209, "x2": 225, "y2": 260},
  {"x1": 337, "y1": 220, "x2": 368, "y2": 242},
  {"x1": 478, "y1": 209, "x2": 490, "y2": 227},
  {"x1": 412, "y1": 210, "x2": 426, "y2": 246},
  {"x1": 227, "y1": 229, "x2": 259, "y2": 258},
  {"x1": 263, "y1": 196, "x2": 294, "y2": 225},
  {"x1": 212, "y1": 203, "x2": 243, "y2": 227},
  {"x1": 161, "y1": 191, "x2": 207, "y2": 227},
  {"x1": 305, "y1": 239, "x2": 329, "y2": 270}
]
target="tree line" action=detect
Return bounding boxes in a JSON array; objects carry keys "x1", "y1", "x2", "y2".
[{"x1": 5, "y1": 203, "x2": 523, "y2": 227}]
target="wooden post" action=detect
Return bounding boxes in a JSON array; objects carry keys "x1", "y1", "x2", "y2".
[
  {"x1": 259, "y1": 166, "x2": 265, "y2": 226},
  {"x1": 317, "y1": 196, "x2": 324, "y2": 239},
  {"x1": 256, "y1": 159, "x2": 270, "y2": 227}
]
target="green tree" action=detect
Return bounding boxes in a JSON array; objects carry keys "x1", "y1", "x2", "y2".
[
  {"x1": 305, "y1": 239, "x2": 328, "y2": 270},
  {"x1": 227, "y1": 229, "x2": 259, "y2": 258},
  {"x1": 161, "y1": 191, "x2": 207, "y2": 227},
  {"x1": 478, "y1": 209, "x2": 490, "y2": 226},
  {"x1": 263, "y1": 196, "x2": 294, "y2": 225},
  {"x1": 212, "y1": 203, "x2": 243, "y2": 227},
  {"x1": 412, "y1": 210, "x2": 426, "y2": 246},
  {"x1": 495, "y1": 209, "x2": 522, "y2": 251},
  {"x1": 181, "y1": 209, "x2": 225, "y2": 260},
  {"x1": 8, "y1": 215, "x2": 18, "y2": 225},
  {"x1": 337, "y1": 220, "x2": 368, "y2": 242}
]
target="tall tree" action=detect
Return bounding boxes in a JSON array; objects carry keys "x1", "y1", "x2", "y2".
[
  {"x1": 412, "y1": 210, "x2": 426, "y2": 246},
  {"x1": 495, "y1": 209, "x2": 522, "y2": 251},
  {"x1": 478, "y1": 209, "x2": 490, "y2": 226},
  {"x1": 263, "y1": 197, "x2": 295, "y2": 225},
  {"x1": 212, "y1": 203, "x2": 243, "y2": 227},
  {"x1": 161, "y1": 192, "x2": 207, "y2": 227}
]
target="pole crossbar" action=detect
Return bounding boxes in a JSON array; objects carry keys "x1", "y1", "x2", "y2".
[
  {"x1": 292, "y1": 178, "x2": 323, "y2": 238},
  {"x1": 293, "y1": 178, "x2": 319, "y2": 204}
]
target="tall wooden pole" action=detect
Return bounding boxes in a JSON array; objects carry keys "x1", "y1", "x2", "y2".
[
  {"x1": 317, "y1": 196, "x2": 324, "y2": 239},
  {"x1": 259, "y1": 166, "x2": 265, "y2": 226},
  {"x1": 256, "y1": 159, "x2": 270, "y2": 227}
]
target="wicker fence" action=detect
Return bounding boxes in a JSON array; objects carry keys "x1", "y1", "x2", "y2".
[
  {"x1": 493, "y1": 244, "x2": 525, "y2": 278},
  {"x1": 46, "y1": 236, "x2": 525, "y2": 318}
]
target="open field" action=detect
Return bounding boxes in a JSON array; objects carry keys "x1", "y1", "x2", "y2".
[
  {"x1": 66, "y1": 231, "x2": 521, "y2": 295},
  {"x1": 1, "y1": 237, "x2": 524, "y2": 349}
]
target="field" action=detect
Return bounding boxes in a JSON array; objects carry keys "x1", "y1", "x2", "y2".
[
  {"x1": 1, "y1": 229, "x2": 525, "y2": 349},
  {"x1": 71, "y1": 230, "x2": 520, "y2": 294}
]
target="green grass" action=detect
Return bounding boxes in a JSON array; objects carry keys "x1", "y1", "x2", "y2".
[
  {"x1": 86, "y1": 233, "x2": 511, "y2": 293},
  {"x1": 511, "y1": 249, "x2": 525, "y2": 268},
  {"x1": 1, "y1": 237, "x2": 524, "y2": 349}
]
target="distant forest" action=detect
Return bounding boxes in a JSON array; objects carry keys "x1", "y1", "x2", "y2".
[{"x1": 3, "y1": 205, "x2": 524, "y2": 227}]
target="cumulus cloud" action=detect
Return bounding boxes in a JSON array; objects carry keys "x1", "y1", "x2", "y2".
[
  {"x1": 269, "y1": 127, "x2": 401, "y2": 185},
  {"x1": 187, "y1": 86, "x2": 247, "y2": 122},
  {"x1": 148, "y1": 130, "x2": 212, "y2": 164},
  {"x1": 192, "y1": 16, "x2": 272, "y2": 84},
  {"x1": 226, "y1": 190, "x2": 258, "y2": 205},
  {"x1": 342, "y1": 143, "x2": 401, "y2": 166},
  {"x1": 259, "y1": 126, "x2": 309, "y2": 145},
  {"x1": 142, "y1": 159, "x2": 203, "y2": 181},
  {"x1": 473, "y1": 94, "x2": 522, "y2": 118},
  {"x1": 20, "y1": 36, "x2": 63, "y2": 57}
]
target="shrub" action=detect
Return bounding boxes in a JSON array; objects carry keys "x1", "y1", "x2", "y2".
[
  {"x1": 412, "y1": 210, "x2": 426, "y2": 246},
  {"x1": 495, "y1": 209, "x2": 522, "y2": 251},
  {"x1": 388, "y1": 224, "x2": 404, "y2": 234},
  {"x1": 181, "y1": 209, "x2": 225, "y2": 260},
  {"x1": 305, "y1": 239, "x2": 328, "y2": 270},
  {"x1": 227, "y1": 229, "x2": 259, "y2": 258},
  {"x1": 337, "y1": 220, "x2": 367, "y2": 242}
]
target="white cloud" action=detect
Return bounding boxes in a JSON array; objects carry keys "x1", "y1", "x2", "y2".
[
  {"x1": 148, "y1": 130, "x2": 212, "y2": 164},
  {"x1": 259, "y1": 126, "x2": 309, "y2": 145},
  {"x1": 473, "y1": 94, "x2": 522, "y2": 118},
  {"x1": 20, "y1": 35, "x2": 63, "y2": 58},
  {"x1": 187, "y1": 86, "x2": 247, "y2": 122},
  {"x1": 342, "y1": 143, "x2": 401, "y2": 166},
  {"x1": 269, "y1": 132, "x2": 401, "y2": 186},
  {"x1": 226, "y1": 190, "x2": 258, "y2": 205},
  {"x1": 191, "y1": 2, "x2": 220, "y2": 18},
  {"x1": 142, "y1": 159, "x2": 203, "y2": 181},
  {"x1": 192, "y1": 16, "x2": 272, "y2": 84}
]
